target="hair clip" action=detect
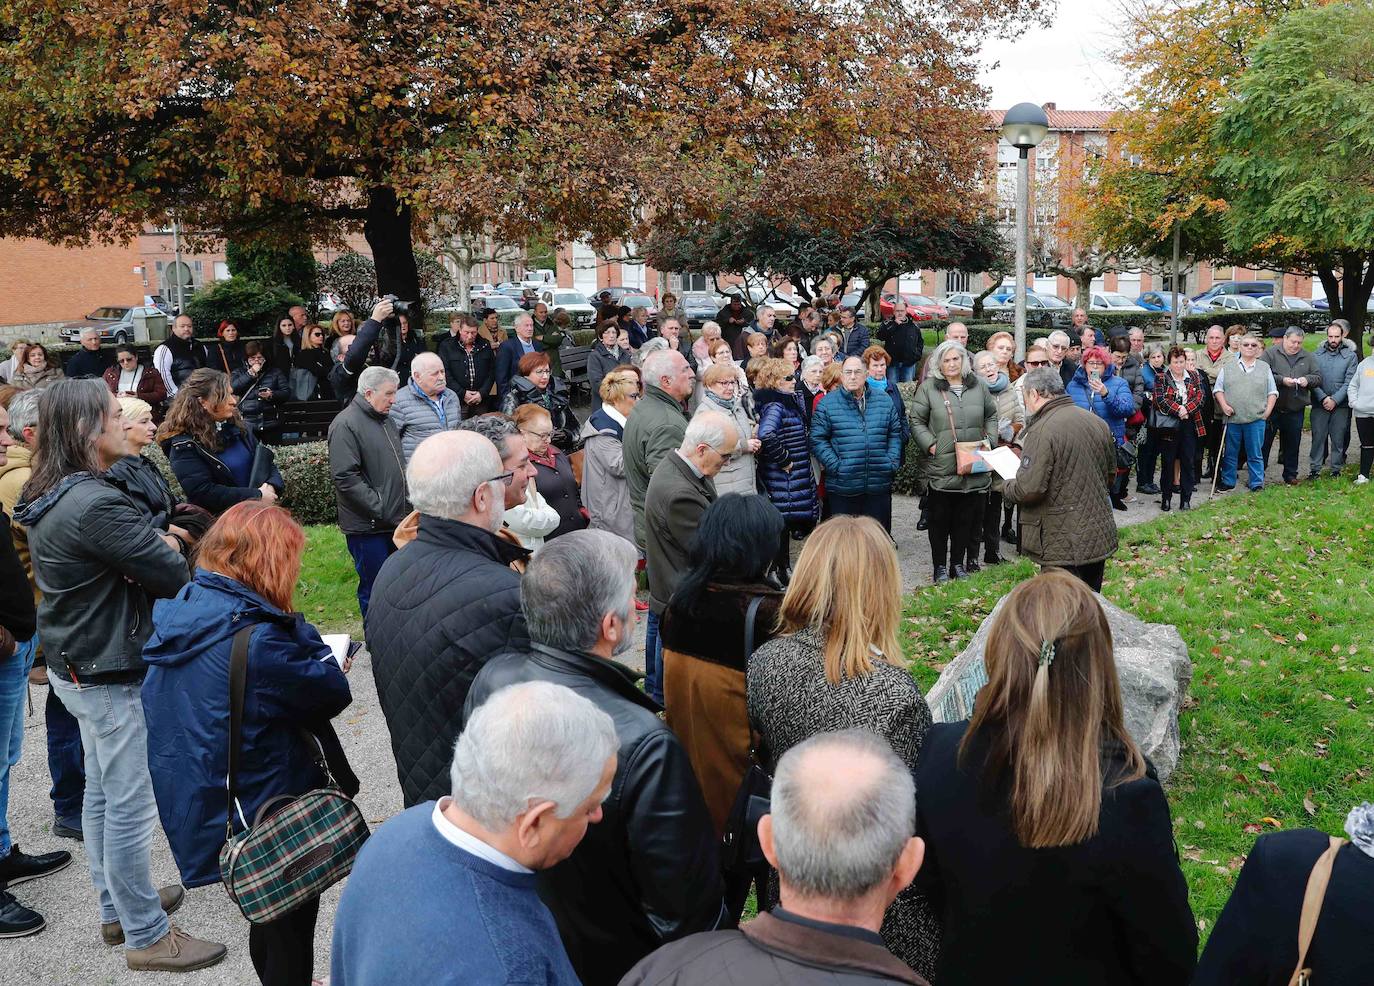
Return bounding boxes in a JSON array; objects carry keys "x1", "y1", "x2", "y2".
[{"x1": 1039, "y1": 639, "x2": 1056, "y2": 669}]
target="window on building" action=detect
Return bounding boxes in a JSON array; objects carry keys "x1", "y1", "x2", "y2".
[
  {"x1": 1212, "y1": 265, "x2": 1234, "y2": 281},
  {"x1": 213, "y1": 261, "x2": 230, "y2": 281},
  {"x1": 1035, "y1": 135, "x2": 1059, "y2": 182},
  {"x1": 681, "y1": 273, "x2": 710, "y2": 292},
  {"x1": 1084, "y1": 133, "x2": 1108, "y2": 160},
  {"x1": 945, "y1": 271, "x2": 971, "y2": 294},
  {"x1": 571, "y1": 241, "x2": 598, "y2": 295},
  {"x1": 621, "y1": 241, "x2": 645, "y2": 290}
]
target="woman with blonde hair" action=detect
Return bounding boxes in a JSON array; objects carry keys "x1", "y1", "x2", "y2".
[
  {"x1": 747, "y1": 515, "x2": 939, "y2": 980},
  {"x1": 514, "y1": 403, "x2": 586, "y2": 542},
  {"x1": 693, "y1": 362, "x2": 757, "y2": 495},
  {"x1": 579, "y1": 366, "x2": 641, "y2": 545},
  {"x1": 915, "y1": 569, "x2": 1195, "y2": 985},
  {"x1": 986, "y1": 330, "x2": 1021, "y2": 381}
]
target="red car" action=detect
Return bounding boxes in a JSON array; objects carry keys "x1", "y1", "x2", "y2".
[{"x1": 879, "y1": 292, "x2": 949, "y2": 321}]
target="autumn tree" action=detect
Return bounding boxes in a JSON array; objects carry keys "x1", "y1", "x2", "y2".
[{"x1": 0, "y1": 0, "x2": 1045, "y2": 322}]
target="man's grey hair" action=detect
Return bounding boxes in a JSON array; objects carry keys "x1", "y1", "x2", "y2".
[
  {"x1": 458, "y1": 413, "x2": 519, "y2": 461},
  {"x1": 79, "y1": 327, "x2": 99, "y2": 340},
  {"x1": 407, "y1": 432, "x2": 502, "y2": 520},
  {"x1": 450, "y1": 681, "x2": 617, "y2": 831},
  {"x1": 1206, "y1": 323, "x2": 1225, "y2": 336},
  {"x1": 1283, "y1": 325, "x2": 1305, "y2": 340},
  {"x1": 930, "y1": 340, "x2": 972, "y2": 380},
  {"x1": 641, "y1": 348, "x2": 683, "y2": 389},
  {"x1": 6, "y1": 389, "x2": 40, "y2": 442},
  {"x1": 521, "y1": 530, "x2": 638, "y2": 652},
  {"x1": 700, "y1": 320, "x2": 721, "y2": 337},
  {"x1": 513, "y1": 313, "x2": 533, "y2": 331},
  {"x1": 409, "y1": 351, "x2": 442, "y2": 378},
  {"x1": 637, "y1": 337, "x2": 670, "y2": 362},
  {"x1": 756, "y1": 304, "x2": 773, "y2": 320},
  {"x1": 358, "y1": 365, "x2": 399, "y2": 396},
  {"x1": 770, "y1": 730, "x2": 915, "y2": 901},
  {"x1": 681, "y1": 410, "x2": 735, "y2": 453},
  {"x1": 945, "y1": 321, "x2": 968, "y2": 337},
  {"x1": 1240, "y1": 332, "x2": 1263, "y2": 348},
  {"x1": 1022, "y1": 366, "x2": 1065, "y2": 397},
  {"x1": 1047, "y1": 330, "x2": 1071, "y2": 347}
]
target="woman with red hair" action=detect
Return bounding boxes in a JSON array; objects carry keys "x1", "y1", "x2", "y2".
[
  {"x1": 141, "y1": 501, "x2": 354, "y2": 985},
  {"x1": 1066, "y1": 345, "x2": 1136, "y2": 511}
]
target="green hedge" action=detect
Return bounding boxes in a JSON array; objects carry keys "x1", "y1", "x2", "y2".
[
  {"x1": 147, "y1": 440, "x2": 339, "y2": 527},
  {"x1": 1178, "y1": 310, "x2": 1331, "y2": 335},
  {"x1": 184, "y1": 277, "x2": 307, "y2": 336}
]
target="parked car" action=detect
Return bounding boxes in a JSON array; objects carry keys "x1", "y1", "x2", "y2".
[
  {"x1": 539, "y1": 288, "x2": 598, "y2": 329},
  {"x1": 941, "y1": 292, "x2": 1007, "y2": 316},
  {"x1": 59, "y1": 305, "x2": 163, "y2": 345},
  {"x1": 1259, "y1": 296, "x2": 1314, "y2": 310},
  {"x1": 1190, "y1": 294, "x2": 1268, "y2": 315},
  {"x1": 1089, "y1": 291, "x2": 1149, "y2": 313},
  {"x1": 620, "y1": 293, "x2": 660, "y2": 329},
  {"x1": 600, "y1": 286, "x2": 649, "y2": 306},
  {"x1": 1135, "y1": 291, "x2": 1186, "y2": 312},
  {"x1": 878, "y1": 292, "x2": 949, "y2": 320},
  {"x1": 736, "y1": 285, "x2": 797, "y2": 319},
  {"x1": 989, "y1": 292, "x2": 1075, "y2": 329},
  {"x1": 1191, "y1": 280, "x2": 1277, "y2": 303},
  {"x1": 476, "y1": 293, "x2": 525, "y2": 327},
  {"x1": 469, "y1": 283, "x2": 496, "y2": 299},
  {"x1": 681, "y1": 291, "x2": 725, "y2": 330}
]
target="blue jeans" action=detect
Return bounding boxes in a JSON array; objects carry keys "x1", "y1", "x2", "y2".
[
  {"x1": 47, "y1": 682, "x2": 86, "y2": 829},
  {"x1": 346, "y1": 532, "x2": 396, "y2": 620},
  {"x1": 49, "y1": 675, "x2": 169, "y2": 949},
  {"x1": 887, "y1": 362, "x2": 918, "y2": 385},
  {"x1": 0, "y1": 637, "x2": 37, "y2": 860},
  {"x1": 644, "y1": 610, "x2": 664, "y2": 706},
  {"x1": 1221, "y1": 419, "x2": 1266, "y2": 490}
]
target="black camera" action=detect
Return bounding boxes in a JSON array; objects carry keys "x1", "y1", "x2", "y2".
[{"x1": 381, "y1": 294, "x2": 414, "y2": 317}]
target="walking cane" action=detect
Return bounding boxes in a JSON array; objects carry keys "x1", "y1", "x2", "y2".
[{"x1": 1210, "y1": 421, "x2": 1229, "y2": 497}]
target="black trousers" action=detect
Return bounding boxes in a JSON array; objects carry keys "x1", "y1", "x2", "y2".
[
  {"x1": 967, "y1": 490, "x2": 1003, "y2": 561},
  {"x1": 826, "y1": 491, "x2": 892, "y2": 533},
  {"x1": 1045, "y1": 560, "x2": 1105, "y2": 593},
  {"x1": 1358, "y1": 416, "x2": 1374, "y2": 478},
  {"x1": 248, "y1": 896, "x2": 320, "y2": 986},
  {"x1": 1159, "y1": 426, "x2": 1197, "y2": 501},
  {"x1": 1263, "y1": 409, "x2": 1305, "y2": 482},
  {"x1": 927, "y1": 489, "x2": 983, "y2": 569}
]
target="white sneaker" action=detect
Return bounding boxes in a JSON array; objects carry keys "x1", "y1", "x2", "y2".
[{"x1": 1356, "y1": 474, "x2": 1369, "y2": 485}]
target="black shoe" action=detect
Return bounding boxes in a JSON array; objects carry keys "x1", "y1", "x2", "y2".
[
  {"x1": 1160, "y1": 497, "x2": 1171, "y2": 512},
  {"x1": 1111, "y1": 496, "x2": 1128, "y2": 512},
  {"x1": 951, "y1": 564, "x2": 968, "y2": 579},
  {"x1": 1201, "y1": 465, "x2": 1214, "y2": 479},
  {"x1": 52, "y1": 820, "x2": 82, "y2": 842},
  {"x1": 0, "y1": 846, "x2": 72, "y2": 888},
  {"x1": 1001, "y1": 525, "x2": 1017, "y2": 545},
  {"x1": 1137, "y1": 483, "x2": 1160, "y2": 495},
  {"x1": 1215, "y1": 483, "x2": 1235, "y2": 493},
  {"x1": 1308, "y1": 473, "x2": 1320, "y2": 482},
  {"x1": 1180, "y1": 499, "x2": 1191, "y2": 511},
  {"x1": 916, "y1": 510, "x2": 929, "y2": 532},
  {"x1": 0, "y1": 890, "x2": 44, "y2": 938},
  {"x1": 984, "y1": 552, "x2": 1002, "y2": 565},
  {"x1": 933, "y1": 566, "x2": 949, "y2": 584},
  {"x1": 965, "y1": 558, "x2": 981, "y2": 574}
]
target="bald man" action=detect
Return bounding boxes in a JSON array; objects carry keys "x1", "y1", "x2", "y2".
[
  {"x1": 367, "y1": 430, "x2": 532, "y2": 806},
  {"x1": 391, "y1": 351, "x2": 464, "y2": 461}
]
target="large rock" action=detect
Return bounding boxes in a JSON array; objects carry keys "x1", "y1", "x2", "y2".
[{"x1": 924, "y1": 592, "x2": 1193, "y2": 782}]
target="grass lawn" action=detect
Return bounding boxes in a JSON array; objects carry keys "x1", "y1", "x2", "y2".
[
  {"x1": 903, "y1": 478, "x2": 1374, "y2": 939},
  {"x1": 299, "y1": 526, "x2": 364, "y2": 638}
]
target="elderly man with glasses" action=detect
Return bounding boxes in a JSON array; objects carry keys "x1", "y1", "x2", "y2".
[{"x1": 1212, "y1": 334, "x2": 1279, "y2": 493}]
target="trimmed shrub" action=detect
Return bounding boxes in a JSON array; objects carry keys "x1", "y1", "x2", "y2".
[
  {"x1": 184, "y1": 277, "x2": 306, "y2": 336},
  {"x1": 1178, "y1": 309, "x2": 1330, "y2": 339}
]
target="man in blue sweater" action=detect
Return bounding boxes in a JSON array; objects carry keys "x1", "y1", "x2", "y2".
[{"x1": 330, "y1": 680, "x2": 618, "y2": 986}]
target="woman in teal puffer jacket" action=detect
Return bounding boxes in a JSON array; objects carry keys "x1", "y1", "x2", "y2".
[
  {"x1": 810, "y1": 355, "x2": 903, "y2": 532},
  {"x1": 910, "y1": 341, "x2": 998, "y2": 584}
]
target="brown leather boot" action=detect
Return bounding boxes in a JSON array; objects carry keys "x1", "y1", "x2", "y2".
[
  {"x1": 125, "y1": 925, "x2": 227, "y2": 972},
  {"x1": 101, "y1": 886, "x2": 186, "y2": 946}
]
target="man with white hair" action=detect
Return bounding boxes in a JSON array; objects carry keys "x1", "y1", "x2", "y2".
[
  {"x1": 622, "y1": 730, "x2": 926, "y2": 986},
  {"x1": 368, "y1": 431, "x2": 531, "y2": 807},
  {"x1": 332, "y1": 681, "x2": 615, "y2": 986},
  {"x1": 64, "y1": 327, "x2": 110, "y2": 379},
  {"x1": 1046, "y1": 329, "x2": 1077, "y2": 385},
  {"x1": 466, "y1": 531, "x2": 725, "y2": 985},
  {"x1": 496, "y1": 311, "x2": 544, "y2": 400},
  {"x1": 390, "y1": 351, "x2": 463, "y2": 461},
  {"x1": 328, "y1": 365, "x2": 410, "y2": 617}
]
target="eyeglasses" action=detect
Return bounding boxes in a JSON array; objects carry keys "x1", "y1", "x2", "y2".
[
  {"x1": 118, "y1": 355, "x2": 137, "y2": 363},
  {"x1": 1025, "y1": 359, "x2": 1049, "y2": 366},
  {"x1": 484, "y1": 471, "x2": 516, "y2": 487},
  {"x1": 522, "y1": 430, "x2": 553, "y2": 440},
  {"x1": 840, "y1": 368, "x2": 866, "y2": 377}
]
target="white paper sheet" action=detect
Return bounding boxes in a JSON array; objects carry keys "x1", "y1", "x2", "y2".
[
  {"x1": 977, "y1": 446, "x2": 1022, "y2": 481},
  {"x1": 321, "y1": 634, "x2": 350, "y2": 667}
]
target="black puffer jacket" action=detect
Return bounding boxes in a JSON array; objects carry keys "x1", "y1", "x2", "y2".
[
  {"x1": 162, "y1": 423, "x2": 285, "y2": 515},
  {"x1": 465, "y1": 643, "x2": 725, "y2": 986},
  {"x1": 105, "y1": 454, "x2": 176, "y2": 531},
  {"x1": 327, "y1": 394, "x2": 410, "y2": 535},
  {"x1": 367, "y1": 515, "x2": 530, "y2": 807},
  {"x1": 14, "y1": 472, "x2": 189, "y2": 681}
]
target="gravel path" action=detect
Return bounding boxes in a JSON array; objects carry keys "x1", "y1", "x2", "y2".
[{"x1": 4, "y1": 431, "x2": 1329, "y2": 983}]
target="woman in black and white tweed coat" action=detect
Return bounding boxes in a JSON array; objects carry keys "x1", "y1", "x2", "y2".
[{"x1": 746, "y1": 514, "x2": 940, "y2": 982}]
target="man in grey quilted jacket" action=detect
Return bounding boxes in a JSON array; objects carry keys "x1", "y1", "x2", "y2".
[{"x1": 1002, "y1": 367, "x2": 1118, "y2": 591}]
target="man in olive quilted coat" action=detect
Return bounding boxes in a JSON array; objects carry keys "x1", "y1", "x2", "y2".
[{"x1": 1002, "y1": 367, "x2": 1118, "y2": 591}]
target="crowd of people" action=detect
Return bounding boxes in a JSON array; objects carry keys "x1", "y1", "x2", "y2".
[{"x1": 0, "y1": 293, "x2": 1372, "y2": 985}]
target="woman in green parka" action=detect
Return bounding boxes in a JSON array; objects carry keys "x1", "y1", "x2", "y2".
[{"x1": 910, "y1": 340, "x2": 998, "y2": 584}]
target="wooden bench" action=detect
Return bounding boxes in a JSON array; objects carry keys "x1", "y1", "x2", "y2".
[
  {"x1": 561, "y1": 344, "x2": 593, "y2": 402},
  {"x1": 276, "y1": 399, "x2": 343, "y2": 444}
]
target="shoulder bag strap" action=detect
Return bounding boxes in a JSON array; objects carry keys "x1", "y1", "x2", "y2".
[
  {"x1": 225, "y1": 625, "x2": 253, "y2": 837},
  {"x1": 1288, "y1": 835, "x2": 1347, "y2": 986},
  {"x1": 743, "y1": 594, "x2": 766, "y2": 660},
  {"x1": 943, "y1": 394, "x2": 959, "y2": 440}
]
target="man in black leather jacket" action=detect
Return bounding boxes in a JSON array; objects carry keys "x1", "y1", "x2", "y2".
[{"x1": 465, "y1": 529, "x2": 725, "y2": 986}]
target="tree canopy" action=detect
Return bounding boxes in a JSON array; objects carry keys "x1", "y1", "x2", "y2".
[{"x1": 0, "y1": 0, "x2": 1044, "y2": 309}]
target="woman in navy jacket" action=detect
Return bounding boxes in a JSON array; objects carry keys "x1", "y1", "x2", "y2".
[
  {"x1": 753, "y1": 358, "x2": 817, "y2": 579},
  {"x1": 142, "y1": 501, "x2": 352, "y2": 986},
  {"x1": 158, "y1": 369, "x2": 284, "y2": 515}
]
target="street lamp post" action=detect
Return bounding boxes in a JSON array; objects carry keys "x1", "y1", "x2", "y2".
[{"x1": 1001, "y1": 103, "x2": 1050, "y2": 361}]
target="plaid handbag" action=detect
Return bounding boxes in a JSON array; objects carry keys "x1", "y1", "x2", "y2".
[{"x1": 218, "y1": 627, "x2": 370, "y2": 924}]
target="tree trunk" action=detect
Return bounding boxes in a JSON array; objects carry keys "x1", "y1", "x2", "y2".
[
  {"x1": 364, "y1": 185, "x2": 421, "y2": 312},
  {"x1": 1337, "y1": 252, "x2": 1374, "y2": 360},
  {"x1": 1073, "y1": 273, "x2": 1093, "y2": 312}
]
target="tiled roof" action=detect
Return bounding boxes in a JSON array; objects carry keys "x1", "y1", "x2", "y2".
[{"x1": 984, "y1": 109, "x2": 1116, "y2": 132}]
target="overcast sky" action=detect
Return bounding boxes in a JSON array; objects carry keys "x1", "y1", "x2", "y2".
[{"x1": 977, "y1": 0, "x2": 1129, "y2": 110}]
